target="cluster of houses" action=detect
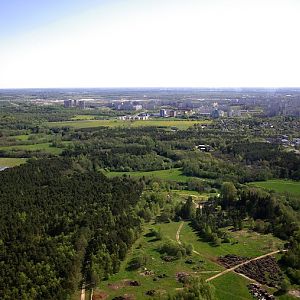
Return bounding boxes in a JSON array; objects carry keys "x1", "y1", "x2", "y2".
[
  {"x1": 118, "y1": 113, "x2": 150, "y2": 121},
  {"x1": 266, "y1": 135, "x2": 300, "y2": 147}
]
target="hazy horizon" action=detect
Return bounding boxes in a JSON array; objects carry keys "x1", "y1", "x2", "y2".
[{"x1": 1, "y1": 86, "x2": 300, "y2": 90}]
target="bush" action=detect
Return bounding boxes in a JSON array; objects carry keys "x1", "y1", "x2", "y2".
[{"x1": 126, "y1": 255, "x2": 149, "y2": 271}]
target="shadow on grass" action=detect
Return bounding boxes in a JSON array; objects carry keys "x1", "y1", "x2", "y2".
[
  {"x1": 148, "y1": 238, "x2": 161, "y2": 243},
  {"x1": 188, "y1": 222, "x2": 220, "y2": 247},
  {"x1": 144, "y1": 232, "x2": 156, "y2": 238},
  {"x1": 273, "y1": 290, "x2": 287, "y2": 297}
]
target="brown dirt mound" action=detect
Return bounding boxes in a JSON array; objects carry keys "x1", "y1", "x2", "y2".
[
  {"x1": 92, "y1": 290, "x2": 108, "y2": 300},
  {"x1": 218, "y1": 254, "x2": 249, "y2": 268},
  {"x1": 108, "y1": 279, "x2": 141, "y2": 290},
  {"x1": 236, "y1": 256, "x2": 283, "y2": 286},
  {"x1": 112, "y1": 294, "x2": 135, "y2": 300}
]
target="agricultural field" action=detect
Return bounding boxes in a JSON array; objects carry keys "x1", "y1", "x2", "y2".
[
  {"x1": 47, "y1": 119, "x2": 211, "y2": 129},
  {"x1": 106, "y1": 168, "x2": 192, "y2": 183},
  {"x1": 0, "y1": 157, "x2": 27, "y2": 167},
  {"x1": 71, "y1": 114, "x2": 96, "y2": 120},
  {"x1": 0, "y1": 142, "x2": 71, "y2": 155},
  {"x1": 249, "y1": 180, "x2": 300, "y2": 197},
  {"x1": 90, "y1": 219, "x2": 288, "y2": 300}
]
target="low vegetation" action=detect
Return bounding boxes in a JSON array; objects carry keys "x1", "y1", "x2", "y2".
[
  {"x1": 0, "y1": 157, "x2": 27, "y2": 167},
  {"x1": 249, "y1": 180, "x2": 300, "y2": 197}
]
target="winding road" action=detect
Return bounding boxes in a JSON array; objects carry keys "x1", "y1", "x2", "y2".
[{"x1": 175, "y1": 221, "x2": 287, "y2": 283}]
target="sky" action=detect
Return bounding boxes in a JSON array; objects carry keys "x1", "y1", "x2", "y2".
[{"x1": 0, "y1": 0, "x2": 299, "y2": 88}]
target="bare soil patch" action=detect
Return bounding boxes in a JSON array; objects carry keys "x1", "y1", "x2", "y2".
[
  {"x1": 289, "y1": 290, "x2": 300, "y2": 298},
  {"x1": 218, "y1": 254, "x2": 249, "y2": 268},
  {"x1": 112, "y1": 294, "x2": 135, "y2": 300},
  {"x1": 108, "y1": 280, "x2": 140, "y2": 290},
  {"x1": 218, "y1": 254, "x2": 283, "y2": 287},
  {"x1": 92, "y1": 290, "x2": 109, "y2": 300},
  {"x1": 236, "y1": 256, "x2": 283, "y2": 286}
]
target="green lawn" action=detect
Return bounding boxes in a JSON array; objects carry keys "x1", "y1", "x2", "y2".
[
  {"x1": 170, "y1": 190, "x2": 217, "y2": 202},
  {"x1": 13, "y1": 134, "x2": 31, "y2": 141},
  {"x1": 47, "y1": 119, "x2": 211, "y2": 130},
  {"x1": 0, "y1": 142, "x2": 70, "y2": 155},
  {"x1": 83, "y1": 219, "x2": 287, "y2": 300},
  {"x1": 249, "y1": 180, "x2": 300, "y2": 197},
  {"x1": 212, "y1": 272, "x2": 253, "y2": 300},
  {"x1": 0, "y1": 157, "x2": 27, "y2": 167},
  {"x1": 179, "y1": 222, "x2": 284, "y2": 260},
  {"x1": 106, "y1": 168, "x2": 192, "y2": 183},
  {"x1": 71, "y1": 115, "x2": 96, "y2": 120},
  {"x1": 278, "y1": 294, "x2": 300, "y2": 300},
  {"x1": 95, "y1": 222, "x2": 198, "y2": 300}
]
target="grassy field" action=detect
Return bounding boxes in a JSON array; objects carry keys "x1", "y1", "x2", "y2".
[
  {"x1": 213, "y1": 272, "x2": 253, "y2": 300},
  {"x1": 106, "y1": 168, "x2": 193, "y2": 183},
  {"x1": 179, "y1": 222, "x2": 284, "y2": 260},
  {"x1": 47, "y1": 119, "x2": 211, "y2": 130},
  {"x1": 249, "y1": 180, "x2": 300, "y2": 197},
  {"x1": 71, "y1": 115, "x2": 96, "y2": 120},
  {"x1": 13, "y1": 134, "x2": 31, "y2": 141},
  {"x1": 0, "y1": 157, "x2": 27, "y2": 167},
  {"x1": 88, "y1": 218, "x2": 288, "y2": 300},
  {"x1": 170, "y1": 190, "x2": 217, "y2": 203},
  {"x1": 0, "y1": 142, "x2": 70, "y2": 155},
  {"x1": 95, "y1": 222, "x2": 199, "y2": 300}
]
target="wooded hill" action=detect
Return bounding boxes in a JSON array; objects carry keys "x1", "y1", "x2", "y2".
[{"x1": 0, "y1": 158, "x2": 143, "y2": 299}]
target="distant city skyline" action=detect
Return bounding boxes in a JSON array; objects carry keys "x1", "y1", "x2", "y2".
[{"x1": 0, "y1": 0, "x2": 299, "y2": 88}]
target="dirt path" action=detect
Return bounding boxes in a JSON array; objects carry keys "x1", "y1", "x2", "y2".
[
  {"x1": 175, "y1": 222, "x2": 287, "y2": 284},
  {"x1": 176, "y1": 221, "x2": 220, "y2": 273},
  {"x1": 80, "y1": 284, "x2": 85, "y2": 300},
  {"x1": 176, "y1": 221, "x2": 184, "y2": 245},
  {"x1": 206, "y1": 249, "x2": 287, "y2": 282}
]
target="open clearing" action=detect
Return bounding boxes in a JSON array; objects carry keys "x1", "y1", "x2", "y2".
[
  {"x1": 13, "y1": 134, "x2": 31, "y2": 141},
  {"x1": 47, "y1": 119, "x2": 211, "y2": 129},
  {"x1": 249, "y1": 180, "x2": 300, "y2": 197},
  {"x1": 170, "y1": 190, "x2": 217, "y2": 202},
  {"x1": 0, "y1": 142, "x2": 71, "y2": 155},
  {"x1": 106, "y1": 168, "x2": 192, "y2": 182},
  {"x1": 71, "y1": 115, "x2": 97, "y2": 120},
  {"x1": 0, "y1": 157, "x2": 27, "y2": 167},
  {"x1": 179, "y1": 222, "x2": 284, "y2": 260},
  {"x1": 91, "y1": 218, "x2": 288, "y2": 300}
]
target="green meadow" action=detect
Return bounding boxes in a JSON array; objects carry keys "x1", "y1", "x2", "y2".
[
  {"x1": 94, "y1": 221, "x2": 220, "y2": 300},
  {"x1": 106, "y1": 168, "x2": 192, "y2": 182},
  {"x1": 249, "y1": 180, "x2": 300, "y2": 197},
  {"x1": 70, "y1": 114, "x2": 96, "y2": 120},
  {"x1": 0, "y1": 142, "x2": 71, "y2": 155},
  {"x1": 89, "y1": 219, "x2": 286, "y2": 300},
  {"x1": 47, "y1": 119, "x2": 211, "y2": 130},
  {"x1": 179, "y1": 222, "x2": 284, "y2": 260},
  {"x1": 13, "y1": 134, "x2": 31, "y2": 141},
  {"x1": 0, "y1": 157, "x2": 27, "y2": 167}
]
